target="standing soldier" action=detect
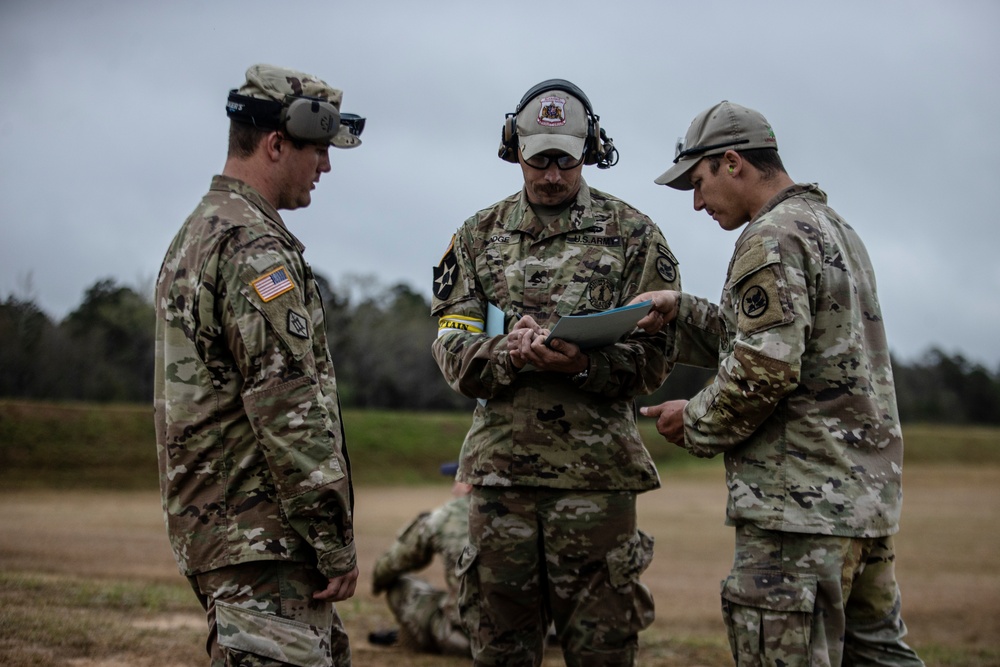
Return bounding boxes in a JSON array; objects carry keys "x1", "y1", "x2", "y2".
[
  {"x1": 431, "y1": 79, "x2": 681, "y2": 666},
  {"x1": 153, "y1": 64, "x2": 364, "y2": 666},
  {"x1": 635, "y1": 100, "x2": 925, "y2": 666}
]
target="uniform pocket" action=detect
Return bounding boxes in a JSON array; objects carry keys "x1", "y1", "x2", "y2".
[
  {"x1": 455, "y1": 544, "x2": 481, "y2": 649},
  {"x1": 216, "y1": 600, "x2": 331, "y2": 667},
  {"x1": 720, "y1": 570, "x2": 817, "y2": 667},
  {"x1": 606, "y1": 529, "x2": 654, "y2": 589}
]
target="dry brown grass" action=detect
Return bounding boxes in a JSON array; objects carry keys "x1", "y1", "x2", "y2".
[{"x1": 1, "y1": 464, "x2": 998, "y2": 666}]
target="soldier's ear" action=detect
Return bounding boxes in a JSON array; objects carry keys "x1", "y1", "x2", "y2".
[
  {"x1": 264, "y1": 131, "x2": 284, "y2": 162},
  {"x1": 722, "y1": 150, "x2": 742, "y2": 176}
]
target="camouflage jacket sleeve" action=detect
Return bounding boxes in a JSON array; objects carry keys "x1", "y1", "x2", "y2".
[
  {"x1": 673, "y1": 293, "x2": 724, "y2": 369},
  {"x1": 219, "y1": 231, "x2": 356, "y2": 578},
  {"x1": 371, "y1": 511, "x2": 435, "y2": 593},
  {"x1": 681, "y1": 209, "x2": 807, "y2": 457}
]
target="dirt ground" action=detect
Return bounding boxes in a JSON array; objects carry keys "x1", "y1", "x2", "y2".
[{"x1": 1, "y1": 464, "x2": 998, "y2": 665}]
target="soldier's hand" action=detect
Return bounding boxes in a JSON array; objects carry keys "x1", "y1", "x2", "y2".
[
  {"x1": 640, "y1": 399, "x2": 687, "y2": 445},
  {"x1": 522, "y1": 335, "x2": 588, "y2": 375},
  {"x1": 508, "y1": 315, "x2": 545, "y2": 369},
  {"x1": 631, "y1": 290, "x2": 680, "y2": 333},
  {"x1": 313, "y1": 565, "x2": 359, "y2": 601}
]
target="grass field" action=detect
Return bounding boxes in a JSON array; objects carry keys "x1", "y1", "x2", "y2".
[{"x1": 1, "y1": 401, "x2": 999, "y2": 665}]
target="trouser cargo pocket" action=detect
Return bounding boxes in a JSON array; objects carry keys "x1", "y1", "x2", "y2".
[
  {"x1": 720, "y1": 570, "x2": 817, "y2": 667},
  {"x1": 216, "y1": 600, "x2": 332, "y2": 667}
]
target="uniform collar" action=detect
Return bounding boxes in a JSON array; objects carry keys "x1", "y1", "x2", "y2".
[
  {"x1": 507, "y1": 178, "x2": 598, "y2": 239},
  {"x1": 209, "y1": 175, "x2": 305, "y2": 252}
]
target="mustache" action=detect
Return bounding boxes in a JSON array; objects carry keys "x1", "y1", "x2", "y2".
[{"x1": 536, "y1": 183, "x2": 568, "y2": 195}]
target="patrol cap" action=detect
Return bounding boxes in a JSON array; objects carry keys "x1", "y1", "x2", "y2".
[
  {"x1": 655, "y1": 101, "x2": 777, "y2": 190},
  {"x1": 229, "y1": 63, "x2": 362, "y2": 148},
  {"x1": 516, "y1": 87, "x2": 589, "y2": 161}
]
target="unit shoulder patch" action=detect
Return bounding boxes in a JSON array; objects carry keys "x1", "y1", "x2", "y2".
[
  {"x1": 433, "y1": 236, "x2": 458, "y2": 301},
  {"x1": 287, "y1": 310, "x2": 309, "y2": 339}
]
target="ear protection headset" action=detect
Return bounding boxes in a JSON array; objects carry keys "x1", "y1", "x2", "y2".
[
  {"x1": 498, "y1": 78, "x2": 618, "y2": 169},
  {"x1": 226, "y1": 90, "x2": 351, "y2": 144}
]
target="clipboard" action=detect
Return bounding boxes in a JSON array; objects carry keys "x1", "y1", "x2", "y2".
[{"x1": 545, "y1": 300, "x2": 653, "y2": 349}]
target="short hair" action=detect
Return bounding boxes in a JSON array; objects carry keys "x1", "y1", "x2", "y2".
[
  {"x1": 707, "y1": 148, "x2": 786, "y2": 180},
  {"x1": 228, "y1": 121, "x2": 269, "y2": 159}
]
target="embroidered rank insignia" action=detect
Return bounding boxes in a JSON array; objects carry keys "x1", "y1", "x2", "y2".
[
  {"x1": 252, "y1": 266, "x2": 295, "y2": 302},
  {"x1": 433, "y1": 236, "x2": 458, "y2": 301},
  {"x1": 287, "y1": 310, "x2": 309, "y2": 339}
]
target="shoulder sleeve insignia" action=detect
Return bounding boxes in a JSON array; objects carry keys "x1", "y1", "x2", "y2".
[
  {"x1": 251, "y1": 266, "x2": 295, "y2": 302},
  {"x1": 287, "y1": 310, "x2": 310, "y2": 339},
  {"x1": 656, "y1": 243, "x2": 678, "y2": 284},
  {"x1": 433, "y1": 236, "x2": 458, "y2": 301}
]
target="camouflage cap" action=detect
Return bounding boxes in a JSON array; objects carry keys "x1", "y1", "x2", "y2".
[
  {"x1": 236, "y1": 63, "x2": 360, "y2": 148},
  {"x1": 516, "y1": 87, "x2": 589, "y2": 161},
  {"x1": 655, "y1": 100, "x2": 777, "y2": 190}
]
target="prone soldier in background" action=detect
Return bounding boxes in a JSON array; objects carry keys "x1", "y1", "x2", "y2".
[{"x1": 369, "y1": 462, "x2": 472, "y2": 657}]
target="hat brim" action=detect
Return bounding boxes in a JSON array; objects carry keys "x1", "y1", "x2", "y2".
[
  {"x1": 654, "y1": 158, "x2": 698, "y2": 190},
  {"x1": 331, "y1": 125, "x2": 361, "y2": 149},
  {"x1": 519, "y1": 134, "x2": 585, "y2": 161}
]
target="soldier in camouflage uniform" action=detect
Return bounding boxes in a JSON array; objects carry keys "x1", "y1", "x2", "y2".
[
  {"x1": 370, "y1": 470, "x2": 472, "y2": 656},
  {"x1": 430, "y1": 79, "x2": 681, "y2": 666},
  {"x1": 635, "y1": 101, "x2": 924, "y2": 666},
  {"x1": 153, "y1": 64, "x2": 365, "y2": 667}
]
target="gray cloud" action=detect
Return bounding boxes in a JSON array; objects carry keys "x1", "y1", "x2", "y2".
[{"x1": 1, "y1": 0, "x2": 997, "y2": 366}]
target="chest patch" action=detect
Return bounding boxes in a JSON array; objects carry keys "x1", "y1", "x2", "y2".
[
  {"x1": 587, "y1": 277, "x2": 616, "y2": 310},
  {"x1": 567, "y1": 234, "x2": 622, "y2": 247}
]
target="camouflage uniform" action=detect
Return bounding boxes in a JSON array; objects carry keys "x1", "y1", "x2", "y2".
[
  {"x1": 371, "y1": 494, "x2": 471, "y2": 655},
  {"x1": 154, "y1": 175, "x2": 355, "y2": 666},
  {"x1": 431, "y1": 181, "x2": 679, "y2": 665},
  {"x1": 673, "y1": 183, "x2": 923, "y2": 665}
]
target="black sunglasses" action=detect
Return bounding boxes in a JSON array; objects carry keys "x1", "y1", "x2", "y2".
[
  {"x1": 673, "y1": 138, "x2": 748, "y2": 163},
  {"x1": 340, "y1": 113, "x2": 366, "y2": 138}
]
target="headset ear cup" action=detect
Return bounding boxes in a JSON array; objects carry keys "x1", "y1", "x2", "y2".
[
  {"x1": 499, "y1": 114, "x2": 519, "y2": 163},
  {"x1": 585, "y1": 116, "x2": 601, "y2": 165}
]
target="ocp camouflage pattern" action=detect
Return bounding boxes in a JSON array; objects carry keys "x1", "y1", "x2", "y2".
[
  {"x1": 673, "y1": 183, "x2": 904, "y2": 537},
  {"x1": 430, "y1": 181, "x2": 681, "y2": 491},
  {"x1": 197, "y1": 561, "x2": 351, "y2": 667},
  {"x1": 372, "y1": 494, "x2": 471, "y2": 654},
  {"x1": 154, "y1": 175, "x2": 356, "y2": 579},
  {"x1": 721, "y1": 524, "x2": 923, "y2": 666}
]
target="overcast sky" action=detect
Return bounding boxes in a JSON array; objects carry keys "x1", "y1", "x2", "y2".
[{"x1": 2, "y1": 1, "x2": 998, "y2": 368}]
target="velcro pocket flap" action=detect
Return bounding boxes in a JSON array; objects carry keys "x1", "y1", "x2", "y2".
[
  {"x1": 216, "y1": 601, "x2": 330, "y2": 667},
  {"x1": 720, "y1": 570, "x2": 817, "y2": 613}
]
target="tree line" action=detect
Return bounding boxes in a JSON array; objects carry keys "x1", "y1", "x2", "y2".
[{"x1": 2, "y1": 276, "x2": 999, "y2": 424}]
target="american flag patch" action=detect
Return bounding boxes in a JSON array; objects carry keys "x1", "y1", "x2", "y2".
[{"x1": 252, "y1": 267, "x2": 295, "y2": 302}]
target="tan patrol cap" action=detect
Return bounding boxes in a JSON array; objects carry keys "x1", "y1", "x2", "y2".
[
  {"x1": 655, "y1": 101, "x2": 777, "y2": 190},
  {"x1": 237, "y1": 63, "x2": 360, "y2": 148},
  {"x1": 516, "y1": 87, "x2": 589, "y2": 161}
]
